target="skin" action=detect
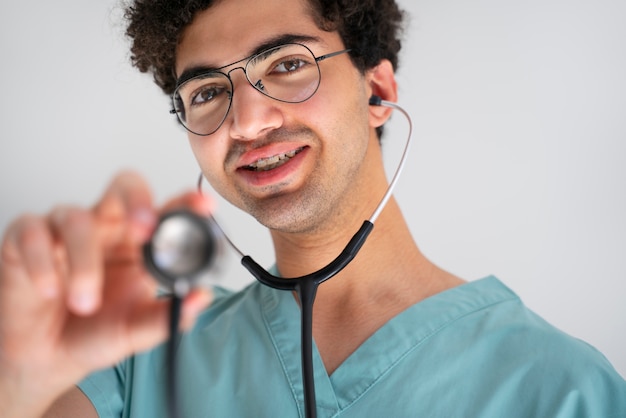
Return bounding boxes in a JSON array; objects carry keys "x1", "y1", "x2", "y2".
[{"x1": 0, "y1": 0, "x2": 463, "y2": 416}]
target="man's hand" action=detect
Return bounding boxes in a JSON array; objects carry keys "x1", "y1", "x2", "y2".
[{"x1": 0, "y1": 171, "x2": 213, "y2": 418}]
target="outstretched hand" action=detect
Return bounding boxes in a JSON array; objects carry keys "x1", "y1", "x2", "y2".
[{"x1": 0, "y1": 171, "x2": 213, "y2": 418}]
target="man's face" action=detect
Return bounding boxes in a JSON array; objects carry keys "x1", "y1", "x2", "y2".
[{"x1": 175, "y1": 0, "x2": 381, "y2": 235}]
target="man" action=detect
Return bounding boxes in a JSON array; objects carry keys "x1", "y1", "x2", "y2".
[{"x1": 1, "y1": 0, "x2": 624, "y2": 417}]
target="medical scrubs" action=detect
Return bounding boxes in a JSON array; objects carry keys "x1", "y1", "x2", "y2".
[{"x1": 79, "y1": 276, "x2": 626, "y2": 417}]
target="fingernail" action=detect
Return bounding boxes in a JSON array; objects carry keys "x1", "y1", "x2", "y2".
[
  {"x1": 131, "y1": 208, "x2": 157, "y2": 240},
  {"x1": 70, "y1": 292, "x2": 97, "y2": 314},
  {"x1": 132, "y1": 208, "x2": 156, "y2": 227}
]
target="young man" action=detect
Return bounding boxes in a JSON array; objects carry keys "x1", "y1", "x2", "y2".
[{"x1": 1, "y1": 0, "x2": 624, "y2": 417}]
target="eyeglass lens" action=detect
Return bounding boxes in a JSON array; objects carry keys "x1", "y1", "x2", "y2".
[{"x1": 173, "y1": 43, "x2": 323, "y2": 136}]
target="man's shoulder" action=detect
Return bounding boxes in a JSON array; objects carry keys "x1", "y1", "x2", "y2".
[
  {"x1": 448, "y1": 277, "x2": 626, "y2": 413},
  {"x1": 442, "y1": 277, "x2": 618, "y2": 373},
  {"x1": 399, "y1": 277, "x2": 626, "y2": 416}
]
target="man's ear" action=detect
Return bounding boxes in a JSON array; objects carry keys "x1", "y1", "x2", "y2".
[{"x1": 366, "y1": 59, "x2": 398, "y2": 128}]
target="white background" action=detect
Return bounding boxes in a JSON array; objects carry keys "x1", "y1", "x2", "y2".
[{"x1": 1, "y1": 0, "x2": 624, "y2": 377}]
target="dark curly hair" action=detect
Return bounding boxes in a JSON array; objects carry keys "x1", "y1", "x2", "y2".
[{"x1": 125, "y1": 0, "x2": 405, "y2": 96}]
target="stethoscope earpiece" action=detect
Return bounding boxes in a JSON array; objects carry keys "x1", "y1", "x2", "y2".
[{"x1": 369, "y1": 95, "x2": 383, "y2": 106}]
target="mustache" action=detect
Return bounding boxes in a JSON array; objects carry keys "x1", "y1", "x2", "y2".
[{"x1": 225, "y1": 126, "x2": 316, "y2": 164}]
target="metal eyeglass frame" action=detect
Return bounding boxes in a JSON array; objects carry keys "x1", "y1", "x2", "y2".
[{"x1": 169, "y1": 43, "x2": 351, "y2": 136}]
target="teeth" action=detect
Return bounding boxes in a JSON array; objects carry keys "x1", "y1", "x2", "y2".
[{"x1": 247, "y1": 147, "x2": 303, "y2": 171}]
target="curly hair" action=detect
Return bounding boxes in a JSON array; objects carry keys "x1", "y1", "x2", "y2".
[{"x1": 125, "y1": 0, "x2": 405, "y2": 96}]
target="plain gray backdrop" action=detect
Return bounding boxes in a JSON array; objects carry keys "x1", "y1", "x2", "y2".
[{"x1": 1, "y1": 0, "x2": 624, "y2": 377}]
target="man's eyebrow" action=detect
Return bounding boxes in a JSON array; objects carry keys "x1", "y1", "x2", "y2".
[
  {"x1": 176, "y1": 34, "x2": 323, "y2": 88},
  {"x1": 249, "y1": 34, "x2": 321, "y2": 57}
]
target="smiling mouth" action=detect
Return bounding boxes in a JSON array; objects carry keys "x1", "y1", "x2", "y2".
[{"x1": 243, "y1": 147, "x2": 305, "y2": 171}]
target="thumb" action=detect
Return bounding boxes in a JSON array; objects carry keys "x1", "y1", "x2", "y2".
[{"x1": 124, "y1": 288, "x2": 213, "y2": 355}]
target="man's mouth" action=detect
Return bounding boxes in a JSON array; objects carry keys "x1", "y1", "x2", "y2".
[{"x1": 243, "y1": 147, "x2": 305, "y2": 171}]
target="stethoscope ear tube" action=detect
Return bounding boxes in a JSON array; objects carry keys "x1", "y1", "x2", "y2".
[{"x1": 240, "y1": 220, "x2": 374, "y2": 289}]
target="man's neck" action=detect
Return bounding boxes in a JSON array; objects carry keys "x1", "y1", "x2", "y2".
[{"x1": 270, "y1": 196, "x2": 464, "y2": 374}]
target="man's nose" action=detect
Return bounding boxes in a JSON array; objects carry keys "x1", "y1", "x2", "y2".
[{"x1": 226, "y1": 69, "x2": 283, "y2": 140}]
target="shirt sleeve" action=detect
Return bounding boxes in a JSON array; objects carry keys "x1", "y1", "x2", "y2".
[
  {"x1": 552, "y1": 349, "x2": 626, "y2": 418},
  {"x1": 77, "y1": 362, "x2": 127, "y2": 418}
]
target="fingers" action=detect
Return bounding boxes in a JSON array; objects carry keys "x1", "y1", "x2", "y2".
[
  {"x1": 1, "y1": 215, "x2": 58, "y2": 300},
  {"x1": 49, "y1": 207, "x2": 102, "y2": 314},
  {"x1": 2, "y1": 171, "x2": 213, "y2": 317},
  {"x1": 97, "y1": 170, "x2": 215, "y2": 231},
  {"x1": 1, "y1": 208, "x2": 104, "y2": 316},
  {"x1": 160, "y1": 190, "x2": 215, "y2": 217},
  {"x1": 2, "y1": 171, "x2": 156, "y2": 318},
  {"x1": 94, "y1": 170, "x2": 157, "y2": 246}
]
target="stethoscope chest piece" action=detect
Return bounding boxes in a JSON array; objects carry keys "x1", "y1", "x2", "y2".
[{"x1": 143, "y1": 210, "x2": 224, "y2": 295}]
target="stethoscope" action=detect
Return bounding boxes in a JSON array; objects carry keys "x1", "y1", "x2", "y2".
[{"x1": 143, "y1": 96, "x2": 413, "y2": 418}]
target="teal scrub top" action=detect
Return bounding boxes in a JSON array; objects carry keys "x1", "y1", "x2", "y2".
[{"x1": 79, "y1": 277, "x2": 626, "y2": 417}]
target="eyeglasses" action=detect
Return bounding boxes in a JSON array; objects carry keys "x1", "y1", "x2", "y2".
[{"x1": 170, "y1": 43, "x2": 350, "y2": 136}]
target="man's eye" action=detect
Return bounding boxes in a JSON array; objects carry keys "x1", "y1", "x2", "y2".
[
  {"x1": 273, "y1": 58, "x2": 307, "y2": 73},
  {"x1": 190, "y1": 85, "x2": 225, "y2": 106}
]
